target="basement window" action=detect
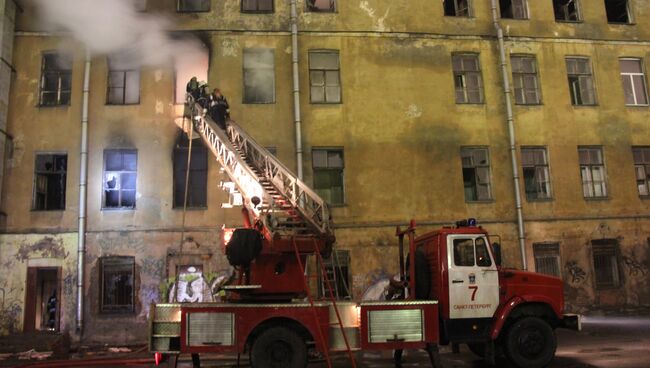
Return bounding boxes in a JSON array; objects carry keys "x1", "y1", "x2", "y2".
[
  {"x1": 319, "y1": 250, "x2": 351, "y2": 299},
  {"x1": 242, "y1": 0, "x2": 274, "y2": 13},
  {"x1": 566, "y1": 57, "x2": 597, "y2": 106},
  {"x1": 107, "y1": 58, "x2": 140, "y2": 105},
  {"x1": 178, "y1": 0, "x2": 210, "y2": 12},
  {"x1": 578, "y1": 147, "x2": 607, "y2": 198},
  {"x1": 460, "y1": 147, "x2": 492, "y2": 201},
  {"x1": 243, "y1": 48, "x2": 275, "y2": 104},
  {"x1": 173, "y1": 134, "x2": 208, "y2": 208},
  {"x1": 443, "y1": 0, "x2": 472, "y2": 17},
  {"x1": 39, "y1": 53, "x2": 72, "y2": 106},
  {"x1": 521, "y1": 147, "x2": 552, "y2": 200},
  {"x1": 632, "y1": 146, "x2": 650, "y2": 197},
  {"x1": 101, "y1": 257, "x2": 135, "y2": 313},
  {"x1": 591, "y1": 240, "x2": 620, "y2": 289},
  {"x1": 103, "y1": 149, "x2": 137, "y2": 209},
  {"x1": 312, "y1": 148, "x2": 344, "y2": 205},
  {"x1": 533, "y1": 243, "x2": 561, "y2": 277},
  {"x1": 500, "y1": 0, "x2": 528, "y2": 19},
  {"x1": 32, "y1": 154, "x2": 67, "y2": 211},
  {"x1": 452, "y1": 54, "x2": 484, "y2": 104},
  {"x1": 307, "y1": 0, "x2": 335, "y2": 12},
  {"x1": 604, "y1": 0, "x2": 631, "y2": 24},
  {"x1": 553, "y1": 0, "x2": 581, "y2": 22}
]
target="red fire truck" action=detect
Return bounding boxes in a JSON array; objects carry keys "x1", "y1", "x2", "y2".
[{"x1": 148, "y1": 101, "x2": 580, "y2": 368}]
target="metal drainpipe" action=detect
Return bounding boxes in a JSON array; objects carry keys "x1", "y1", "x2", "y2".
[
  {"x1": 290, "y1": 0, "x2": 303, "y2": 180},
  {"x1": 489, "y1": 0, "x2": 527, "y2": 270},
  {"x1": 77, "y1": 49, "x2": 91, "y2": 334}
]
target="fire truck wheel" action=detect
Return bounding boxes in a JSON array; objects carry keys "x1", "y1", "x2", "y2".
[
  {"x1": 504, "y1": 317, "x2": 556, "y2": 368},
  {"x1": 250, "y1": 326, "x2": 307, "y2": 368}
]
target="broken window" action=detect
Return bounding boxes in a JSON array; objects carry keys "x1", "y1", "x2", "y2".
[
  {"x1": 443, "y1": 0, "x2": 472, "y2": 17},
  {"x1": 604, "y1": 0, "x2": 631, "y2": 24},
  {"x1": 309, "y1": 50, "x2": 341, "y2": 104},
  {"x1": 534, "y1": 243, "x2": 561, "y2": 277},
  {"x1": 178, "y1": 0, "x2": 210, "y2": 12},
  {"x1": 101, "y1": 257, "x2": 135, "y2": 313},
  {"x1": 107, "y1": 58, "x2": 140, "y2": 105},
  {"x1": 453, "y1": 54, "x2": 484, "y2": 104},
  {"x1": 173, "y1": 134, "x2": 208, "y2": 208},
  {"x1": 461, "y1": 147, "x2": 492, "y2": 201},
  {"x1": 243, "y1": 48, "x2": 275, "y2": 104},
  {"x1": 511, "y1": 55, "x2": 541, "y2": 105},
  {"x1": 620, "y1": 58, "x2": 648, "y2": 106},
  {"x1": 103, "y1": 149, "x2": 137, "y2": 209},
  {"x1": 307, "y1": 0, "x2": 335, "y2": 12},
  {"x1": 500, "y1": 0, "x2": 528, "y2": 19},
  {"x1": 566, "y1": 57, "x2": 597, "y2": 105},
  {"x1": 521, "y1": 147, "x2": 552, "y2": 200},
  {"x1": 578, "y1": 147, "x2": 607, "y2": 198},
  {"x1": 592, "y1": 240, "x2": 620, "y2": 289},
  {"x1": 242, "y1": 0, "x2": 273, "y2": 13},
  {"x1": 553, "y1": 0, "x2": 581, "y2": 21},
  {"x1": 33, "y1": 154, "x2": 67, "y2": 211},
  {"x1": 319, "y1": 250, "x2": 351, "y2": 299},
  {"x1": 39, "y1": 53, "x2": 72, "y2": 106},
  {"x1": 632, "y1": 146, "x2": 650, "y2": 196},
  {"x1": 312, "y1": 148, "x2": 344, "y2": 205}
]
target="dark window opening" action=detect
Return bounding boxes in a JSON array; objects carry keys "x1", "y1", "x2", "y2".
[
  {"x1": 444, "y1": 0, "x2": 472, "y2": 17},
  {"x1": 604, "y1": 0, "x2": 630, "y2": 24},
  {"x1": 312, "y1": 148, "x2": 344, "y2": 205},
  {"x1": 534, "y1": 243, "x2": 561, "y2": 277},
  {"x1": 33, "y1": 154, "x2": 67, "y2": 211},
  {"x1": 307, "y1": 0, "x2": 335, "y2": 12},
  {"x1": 521, "y1": 147, "x2": 552, "y2": 200},
  {"x1": 319, "y1": 250, "x2": 351, "y2": 299},
  {"x1": 101, "y1": 257, "x2": 135, "y2": 313},
  {"x1": 173, "y1": 135, "x2": 208, "y2": 208},
  {"x1": 103, "y1": 149, "x2": 137, "y2": 209},
  {"x1": 592, "y1": 240, "x2": 620, "y2": 289},
  {"x1": 178, "y1": 0, "x2": 210, "y2": 12},
  {"x1": 242, "y1": 0, "x2": 274, "y2": 13},
  {"x1": 461, "y1": 147, "x2": 492, "y2": 201},
  {"x1": 553, "y1": 0, "x2": 581, "y2": 21},
  {"x1": 39, "y1": 53, "x2": 72, "y2": 106},
  {"x1": 633, "y1": 147, "x2": 650, "y2": 196},
  {"x1": 500, "y1": 0, "x2": 528, "y2": 19},
  {"x1": 566, "y1": 57, "x2": 597, "y2": 105},
  {"x1": 243, "y1": 49, "x2": 275, "y2": 104}
]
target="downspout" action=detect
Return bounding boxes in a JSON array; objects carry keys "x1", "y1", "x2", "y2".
[
  {"x1": 489, "y1": 1, "x2": 527, "y2": 270},
  {"x1": 77, "y1": 49, "x2": 91, "y2": 334},
  {"x1": 290, "y1": 0, "x2": 303, "y2": 179}
]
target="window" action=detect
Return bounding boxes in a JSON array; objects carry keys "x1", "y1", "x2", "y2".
[
  {"x1": 173, "y1": 135, "x2": 208, "y2": 208},
  {"x1": 521, "y1": 147, "x2": 552, "y2": 200},
  {"x1": 100, "y1": 257, "x2": 135, "y2": 313},
  {"x1": 178, "y1": 0, "x2": 210, "y2": 12},
  {"x1": 32, "y1": 154, "x2": 67, "y2": 211},
  {"x1": 553, "y1": 0, "x2": 581, "y2": 21},
  {"x1": 453, "y1": 238, "x2": 492, "y2": 267},
  {"x1": 511, "y1": 55, "x2": 541, "y2": 105},
  {"x1": 620, "y1": 58, "x2": 648, "y2": 106},
  {"x1": 578, "y1": 147, "x2": 607, "y2": 198},
  {"x1": 103, "y1": 150, "x2": 137, "y2": 209},
  {"x1": 243, "y1": 49, "x2": 275, "y2": 104},
  {"x1": 534, "y1": 243, "x2": 561, "y2": 277},
  {"x1": 174, "y1": 42, "x2": 209, "y2": 104},
  {"x1": 453, "y1": 54, "x2": 484, "y2": 104},
  {"x1": 319, "y1": 250, "x2": 350, "y2": 299},
  {"x1": 307, "y1": 0, "x2": 335, "y2": 12},
  {"x1": 592, "y1": 240, "x2": 620, "y2": 289},
  {"x1": 309, "y1": 51, "x2": 341, "y2": 104},
  {"x1": 39, "y1": 53, "x2": 72, "y2": 106},
  {"x1": 632, "y1": 147, "x2": 650, "y2": 196},
  {"x1": 566, "y1": 57, "x2": 597, "y2": 105},
  {"x1": 500, "y1": 0, "x2": 528, "y2": 19},
  {"x1": 107, "y1": 58, "x2": 140, "y2": 105},
  {"x1": 312, "y1": 148, "x2": 344, "y2": 205},
  {"x1": 604, "y1": 0, "x2": 631, "y2": 24},
  {"x1": 242, "y1": 0, "x2": 273, "y2": 13},
  {"x1": 443, "y1": 0, "x2": 472, "y2": 17},
  {"x1": 460, "y1": 147, "x2": 492, "y2": 201}
]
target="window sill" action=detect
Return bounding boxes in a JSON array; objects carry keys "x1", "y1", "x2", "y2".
[
  {"x1": 465, "y1": 200, "x2": 494, "y2": 204},
  {"x1": 625, "y1": 104, "x2": 649, "y2": 107},
  {"x1": 101, "y1": 207, "x2": 136, "y2": 211},
  {"x1": 499, "y1": 17, "x2": 529, "y2": 21},
  {"x1": 307, "y1": 10, "x2": 337, "y2": 14},
  {"x1": 554, "y1": 20, "x2": 583, "y2": 24},
  {"x1": 310, "y1": 101, "x2": 342, "y2": 105},
  {"x1": 172, "y1": 206, "x2": 207, "y2": 211},
  {"x1": 607, "y1": 22, "x2": 635, "y2": 26},
  {"x1": 443, "y1": 15, "x2": 473, "y2": 19},
  {"x1": 571, "y1": 103, "x2": 599, "y2": 107},
  {"x1": 584, "y1": 196, "x2": 609, "y2": 201},
  {"x1": 525, "y1": 198, "x2": 554, "y2": 203},
  {"x1": 241, "y1": 10, "x2": 275, "y2": 14},
  {"x1": 38, "y1": 104, "x2": 70, "y2": 108},
  {"x1": 30, "y1": 209, "x2": 66, "y2": 212},
  {"x1": 455, "y1": 102, "x2": 485, "y2": 105},
  {"x1": 106, "y1": 103, "x2": 140, "y2": 106},
  {"x1": 515, "y1": 102, "x2": 543, "y2": 107}
]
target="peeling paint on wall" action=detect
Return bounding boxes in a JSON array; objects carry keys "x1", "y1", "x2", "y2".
[
  {"x1": 359, "y1": 1, "x2": 390, "y2": 32},
  {"x1": 15, "y1": 237, "x2": 69, "y2": 262},
  {"x1": 405, "y1": 104, "x2": 422, "y2": 118},
  {"x1": 221, "y1": 38, "x2": 239, "y2": 57}
]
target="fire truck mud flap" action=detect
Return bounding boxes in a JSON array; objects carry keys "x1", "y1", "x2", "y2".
[{"x1": 561, "y1": 314, "x2": 582, "y2": 331}]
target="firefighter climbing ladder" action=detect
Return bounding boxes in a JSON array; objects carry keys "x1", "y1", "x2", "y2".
[{"x1": 184, "y1": 99, "x2": 355, "y2": 366}]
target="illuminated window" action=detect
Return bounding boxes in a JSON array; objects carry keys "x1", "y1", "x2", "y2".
[
  {"x1": 578, "y1": 147, "x2": 607, "y2": 198},
  {"x1": 243, "y1": 49, "x2": 275, "y2": 103},
  {"x1": 242, "y1": 0, "x2": 273, "y2": 13},
  {"x1": 101, "y1": 256, "x2": 135, "y2": 313},
  {"x1": 511, "y1": 55, "x2": 541, "y2": 105},
  {"x1": 443, "y1": 0, "x2": 472, "y2": 17},
  {"x1": 32, "y1": 154, "x2": 67, "y2": 211},
  {"x1": 633, "y1": 147, "x2": 650, "y2": 197},
  {"x1": 620, "y1": 58, "x2": 648, "y2": 106},
  {"x1": 309, "y1": 50, "x2": 341, "y2": 104},
  {"x1": 312, "y1": 148, "x2": 344, "y2": 205},
  {"x1": 307, "y1": 0, "x2": 335, "y2": 12},
  {"x1": 107, "y1": 58, "x2": 140, "y2": 105},
  {"x1": 453, "y1": 54, "x2": 484, "y2": 104},
  {"x1": 461, "y1": 147, "x2": 492, "y2": 201},
  {"x1": 173, "y1": 135, "x2": 207, "y2": 208},
  {"x1": 103, "y1": 149, "x2": 137, "y2": 209},
  {"x1": 566, "y1": 57, "x2": 597, "y2": 106},
  {"x1": 553, "y1": 0, "x2": 581, "y2": 22},
  {"x1": 39, "y1": 53, "x2": 72, "y2": 106},
  {"x1": 178, "y1": 0, "x2": 210, "y2": 12},
  {"x1": 534, "y1": 243, "x2": 561, "y2": 277},
  {"x1": 521, "y1": 147, "x2": 552, "y2": 200},
  {"x1": 500, "y1": 0, "x2": 528, "y2": 19}
]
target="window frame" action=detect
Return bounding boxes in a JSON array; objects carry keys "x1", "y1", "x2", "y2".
[
  {"x1": 177, "y1": 0, "x2": 211, "y2": 13},
  {"x1": 100, "y1": 256, "x2": 136, "y2": 314},
  {"x1": 591, "y1": 240, "x2": 621, "y2": 290},
  {"x1": 39, "y1": 52, "x2": 72, "y2": 107},
  {"x1": 499, "y1": 0, "x2": 529, "y2": 20},
  {"x1": 241, "y1": 0, "x2": 274, "y2": 13},
  {"x1": 306, "y1": 0, "x2": 336, "y2": 13},
  {"x1": 173, "y1": 136, "x2": 208, "y2": 209},
  {"x1": 533, "y1": 242, "x2": 562, "y2": 278},
  {"x1": 242, "y1": 48, "x2": 276, "y2": 104},
  {"x1": 521, "y1": 146, "x2": 553, "y2": 201},
  {"x1": 511, "y1": 55, "x2": 542, "y2": 105},
  {"x1": 578, "y1": 146, "x2": 608, "y2": 199},
  {"x1": 553, "y1": 0, "x2": 582, "y2": 22},
  {"x1": 106, "y1": 58, "x2": 140, "y2": 105},
  {"x1": 632, "y1": 146, "x2": 650, "y2": 198},
  {"x1": 452, "y1": 53, "x2": 485, "y2": 104},
  {"x1": 309, "y1": 50, "x2": 342, "y2": 104},
  {"x1": 443, "y1": 0, "x2": 473, "y2": 17},
  {"x1": 102, "y1": 149, "x2": 138, "y2": 210},
  {"x1": 312, "y1": 147, "x2": 345, "y2": 206},
  {"x1": 604, "y1": 0, "x2": 633, "y2": 24},
  {"x1": 460, "y1": 146, "x2": 493, "y2": 202},
  {"x1": 566, "y1": 57, "x2": 598, "y2": 106},
  {"x1": 32, "y1": 152, "x2": 68, "y2": 211},
  {"x1": 619, "y1": 58, "x2": 649, "y2": 106},
  {"x1": 318, "y1": 250, "x2": 351, "y2": 299}
]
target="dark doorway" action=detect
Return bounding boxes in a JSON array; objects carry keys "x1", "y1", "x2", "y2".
[{"x1": 24, "y1": 267, "x2": 61, "y2": 332}]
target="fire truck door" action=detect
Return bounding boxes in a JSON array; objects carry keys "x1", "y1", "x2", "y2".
[{"x1": 447, "y1": 235, "x2": 499, "y2": 319}]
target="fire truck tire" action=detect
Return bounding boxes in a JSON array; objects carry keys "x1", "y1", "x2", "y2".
[
  {"x1": 250, "y1": 326, "x2": 307, "y2": 368},
  {"x1": 503, "y1": 317, "x2": 556, "y2": 368}
]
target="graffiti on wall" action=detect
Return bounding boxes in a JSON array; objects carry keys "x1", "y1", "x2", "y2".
[
  {"x1": 141, "y1": 258, "x2": 164, "y2": 279},
  {"x1": 621, "y1": 256, "x2": 648, "y2": 277},
  {"x1": 0, "y1": 284, "x2": 22, "y2": 334},
  {"x1": 565, "y1": 261, "x2": 587, "y2": 284}
]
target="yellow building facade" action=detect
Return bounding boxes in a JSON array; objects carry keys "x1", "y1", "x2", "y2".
[{"x1": 0, "y1": 0, "x2": 648, "y2": 343}]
